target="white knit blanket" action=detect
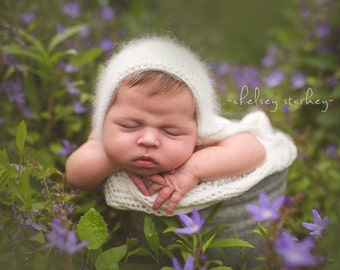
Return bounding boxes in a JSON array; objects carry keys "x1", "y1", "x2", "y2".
[{"x1": 104, "y1": 111, "x2": 297, "y2": 216}]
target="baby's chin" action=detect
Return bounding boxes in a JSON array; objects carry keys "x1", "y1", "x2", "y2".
[
  {"x1": 129, "y1": 167, "x2": 164, "y2": 177},
  {"x1": 131, "y1": 167, "x2": 175, "y2": 177}
]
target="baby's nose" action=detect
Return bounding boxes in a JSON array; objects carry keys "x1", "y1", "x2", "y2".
[{"x1": 137, "y1": 129, "x2": 160, "y2": 148}]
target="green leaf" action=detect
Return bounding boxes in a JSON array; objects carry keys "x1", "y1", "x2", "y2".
[
  {"x1": 6, "y1": 166, "x2": 31, "y2": 210},
  {"x1": 18, "y1": 28, "x2": 49, "y2": 61},
  {"x1": 77, "y1": 208, "x2": 108, "y2": 250},
  {"x1": 162, "y1": 242, "x2": 181, "y2": 258},
  {"x1": 209, "y1": 238, "x2": 254, "y2": 249},
  {"x1": 20, "y1": 168, "x2": 32, "y2": 210},
  {"x1": 16, "y1": 120, "x2": 27, "y2": 153},
  {"x1": 30, "y1": 231, "x2": 46, "y2": 244},
  {"x1": 162, "y1": 216, "x2": 181, "y2": 228},
  {"x1": 202, "y1": 233, "x2": 217, "y2": 253},
  {"x1": 50, "y1": 49, "x2": 78, "y2": 65},
  {"x1": 203, "y1": 202, "x2": 223, "y2": 230},
  {"x1": 144, "y1": 215, "x2": 160, "y2": 255},
  {"x1": 95, "y1": 245, "x2": 127, "y2": 270},
  {"x1": 256, "y1": 222, "x2": 269, "y2": 239},
  {"x1": 0, "y1": 170, "x2": 10, "y2": 189},
  {"x1": 203, "y1": 224, "x2": 225, "y2": 243},
  {"x1": 126, "y1": 246, "x2": 152, "y2": 258},
  {"x1": 32, "y1": 201, "x2": 48, "y2": 210},
  {"x1": 1, "y1": 44, "x2": 45, "y2": 63},
  {"x1": 71, "y1": 47, "x2": 103, "y2": 67},
  {"x1": 45, "y1": 167, "x2": 63, "y2": 177},
  {"x1": 0, "y1": 149, "x2": 10, "y2": 168},
  {"x1": 48, "y1": 24, "x2": 87, "y2": 52}
]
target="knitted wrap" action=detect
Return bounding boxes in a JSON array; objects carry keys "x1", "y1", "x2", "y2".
[{"x1": 92, "y1": 36, "x2": 297, "y2": 216}]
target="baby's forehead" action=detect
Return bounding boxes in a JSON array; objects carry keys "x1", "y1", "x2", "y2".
[{"x1": 117, "y1": 70, "x2": 193, "y2": 99}]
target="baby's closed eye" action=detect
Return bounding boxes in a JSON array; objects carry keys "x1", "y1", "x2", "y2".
[{"x1": 116, "y1": 120, "x2": 140, "y2": 129}]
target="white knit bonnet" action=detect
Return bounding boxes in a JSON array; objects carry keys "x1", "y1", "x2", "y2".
[{"x1": 92, "y1": 36, "x2": 221, "y2": 145}]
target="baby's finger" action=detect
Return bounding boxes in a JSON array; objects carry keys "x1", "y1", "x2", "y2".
[
  {"x1": 148, "y1": 183, "x2": 163, "y2": 195},
  {"x1": 145, "y1": 174, "x2": 166, "y2": 185},
  {"x1": 125, "y1": 171, "x2": 150, "y2": 196},
  {"x1": 152, "y1": 186, "x2": 174, "y2": 211},
  {"x1": 166, "y1": 191, "x2": 184, "y2": 215}
]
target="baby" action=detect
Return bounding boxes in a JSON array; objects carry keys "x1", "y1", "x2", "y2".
[{"x1": 66, "y1": 37, "x2": 296, "y2": 215}]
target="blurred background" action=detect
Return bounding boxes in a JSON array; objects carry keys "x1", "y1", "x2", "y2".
[{"x1": 1, "y1": 0, "x2": 339, "y2": 269}]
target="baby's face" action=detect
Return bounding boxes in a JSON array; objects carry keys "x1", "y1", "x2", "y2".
[{"x1": 102, "y1": 83, "x2": 197, "y2": 176}]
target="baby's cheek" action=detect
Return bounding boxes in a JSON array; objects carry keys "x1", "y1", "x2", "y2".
[
  {"x1": 102, "y1": 139, "x2": 122, "y2": 161},
  {"x1": 169, "y1": 146, "x2": 193, "y2": 168}
]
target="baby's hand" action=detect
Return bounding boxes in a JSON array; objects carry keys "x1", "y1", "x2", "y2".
[
  {"x1": 126, "y1": 168, "x2": 199, "y2": 215},
  {"x1": 125, "y1": 170, "x2": 166, "y2": 196},
  {"x1": 152, "y1": 167, "x2": 199, "y2": 215}
]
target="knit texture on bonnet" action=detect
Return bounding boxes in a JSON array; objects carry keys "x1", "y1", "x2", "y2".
[{"x1": 93, "y1": 36, "x2": 297, "y2": 216}]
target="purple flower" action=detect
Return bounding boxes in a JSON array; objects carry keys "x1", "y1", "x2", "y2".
[
  {"x1": 291, "y1": 71, "x2": 306, "y2": 90},
  {"x1": 13, "y1": 210, "x2": 44, "y2": 231},
  {"x1": 101, "y1": 5, "x2": 115, "y2": 20},
  {"x1": 283, "y1": 195, "x2": 293, "y2": 207},
  {"x1": 301, "y1": 8, "x2": 310, "y2": 19},
  {"x1": 65, "y1": 79, "x2": 80, "y2": 95},
  {"x1": 72, "y1": 100, "x2": 87, "y2": 114},
  {"x1": 100, "y1": 38, "x2": 115, "y2": 53},
  {"x1": 23, "y1": 216, "x2": 44, "y2": 231},
  {"x1": 62, "y1": 2, "x2": 81, "y2": 18},
  {"x1": 21, "y1": 12, "x2": 35, "y2": 24},
  {"x1": 60, "y1": 62, "x2": 78, "y2": 73},
  {"x1": 2, "y1": 53, "x2": 18, "y2": 67},
  {"x1": 302, "y1": 209, "x2": 329, "y2": 236},
  {"x1": 80, "y1": 27, "x2": 91, "y2": 37},
  {"x1": 54, "y1": 202, "x2": 74, "y2": 215},
  {"x1": 2, "y1": 78, "x2": 25, "y2": 107},
  {"x1": 172, "y1": 256, "x2": 194, "y2": 270},
  {"x1": 59, "y1": 139, "x2": 76, "y2": 157},
  {"x1": 261, "y1": 45, "x2": 278, "y2": 68},
  {"x1": 68, "y1": 87, "x2": 80, "y2": 95},
  {"x1": 45, "y1": 218, "x2": 88, "y2": 255},
  {"x1": 175, "y1": 208, "x2": 205, "y2": 235},
  {"x1": 316, "y1": 24, "x2": 331, "y2": 39},
  {"x1": 231, "y1": 65, "x2": 260, "y2": 89},
  {"x1": 12, "y1": 204, "x2": 19, "y2": 215},
  {"x1": 216, "y1": 62, "x2": 230, "y2": 77},
  {"x1": 324, "y1": 144, "x2": 338, "y2": 158},
  {"x1": 263, "y1": 71, "x2": 284, "y2": 87},
  {"x1": 282, "y1": 105, "x2": 290, "y2": 115},
  {"x1": 245, "y1": 192, "x2": 284, "y2": 221},
  {"x1": 274, "y1": 231, "x2": 318, "y2": 268},
  {"x1": 56, "y1": 23, "x2": 66, "y2": 33},
  {"x1": 23, "y1": 108, "x2": 33, "y2": 118}
]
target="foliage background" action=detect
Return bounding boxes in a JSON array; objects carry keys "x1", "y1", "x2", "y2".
[{"x1": 1, "y1": 0, "x2": 339, "y2": 269}]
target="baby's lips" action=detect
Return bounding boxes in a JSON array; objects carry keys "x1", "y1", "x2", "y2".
[{"x1": 133, "y1": 156, "x2": 157, "y2": 168}]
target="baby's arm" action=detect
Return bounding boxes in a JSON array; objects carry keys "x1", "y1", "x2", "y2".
[
  {"x1": 184, "y1": 131, "x2": 266, "y2": 181},
  {"x1": 151, "y1": 131, "x2": 266, "y2": 214},
  {"x1": 65, "y1": 132, "x2": 120, "y2": 189}
]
